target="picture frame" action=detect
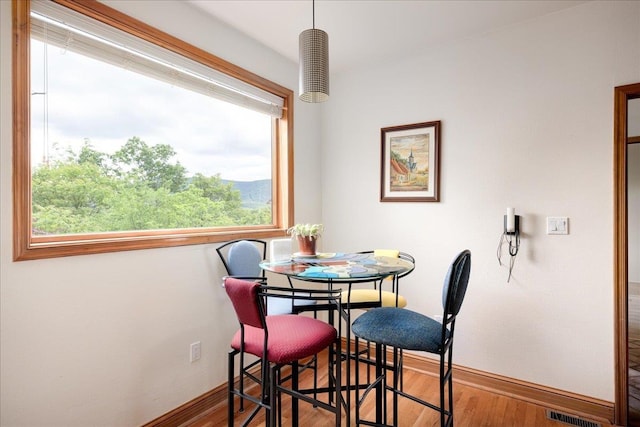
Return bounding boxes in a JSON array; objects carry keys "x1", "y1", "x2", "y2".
[{"x1": 380, "y1": 120, "x2": 441, "y2": 202}]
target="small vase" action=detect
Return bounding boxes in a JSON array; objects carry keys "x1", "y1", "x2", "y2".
[{"x1": 297, "y1": 236, "x2": 317, "y2": 256}]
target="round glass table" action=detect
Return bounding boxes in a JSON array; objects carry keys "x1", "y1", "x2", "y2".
[{"x1": 259, "y1": 251, "x2": 415, "y2": 283}]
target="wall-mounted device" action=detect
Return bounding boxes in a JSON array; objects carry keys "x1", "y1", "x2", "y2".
[{"x1": 497, "y1": 207, "x2": 521, "y2": 282}]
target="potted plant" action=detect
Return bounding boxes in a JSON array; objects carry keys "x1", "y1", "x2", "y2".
[{"x1": 287, "y1": 223, "x2": 324, "y2": 255}]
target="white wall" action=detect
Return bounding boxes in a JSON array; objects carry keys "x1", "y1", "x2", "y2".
[
  {"x1": 630, "y1": 98, "x2": 640, "y2": 137},
  {"x1": 321, "y1": 0, "x2": 639, "y2": 402},
  {"x1": 630, "y1": 143, "x2": 640, "y2": 284},
  {"x1": 629, "y1": 99, "x2": 640, "y2": 283},
  {"x1": 0, "y1": 1, "x2": 321, "y2": 426}
]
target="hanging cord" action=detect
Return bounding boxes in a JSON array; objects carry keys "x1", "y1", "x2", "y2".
[
  {"x1": 497, "y1": 232, "x2": 519, "y2": 282},
  {"x1": 32, "y1": 23, "x2": 51, "y2": 166}
]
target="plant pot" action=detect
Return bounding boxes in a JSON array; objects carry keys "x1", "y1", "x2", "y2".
[{"x1": 296, "y1": 236, "x2": 317, "y2": 256}]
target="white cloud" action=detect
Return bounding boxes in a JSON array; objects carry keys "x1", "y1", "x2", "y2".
[{"x1": 30, "y1": 39, "x2": 271, "y2": 181}]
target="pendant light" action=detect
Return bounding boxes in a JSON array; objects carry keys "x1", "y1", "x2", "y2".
[{"x1": 299, "y1": 0, "x2": 329, "y2": 102}]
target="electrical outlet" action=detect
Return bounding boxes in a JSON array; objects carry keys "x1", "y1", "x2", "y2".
[{"x1": 190, "y1": 341, "x2": 201, "y2": 362}]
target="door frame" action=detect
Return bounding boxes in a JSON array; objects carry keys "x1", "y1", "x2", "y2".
[{"x1": 614, "y1": 82, "x2": 640, "y2": 426}]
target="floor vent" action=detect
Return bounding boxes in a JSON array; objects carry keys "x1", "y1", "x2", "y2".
[{"x1": 545, "y1": 410, "x2": 602, "y2": 427}]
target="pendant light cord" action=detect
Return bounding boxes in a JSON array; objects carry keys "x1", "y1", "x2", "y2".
[{"x1": 312, "y1": 0, "x2": 316, "y2": 29}]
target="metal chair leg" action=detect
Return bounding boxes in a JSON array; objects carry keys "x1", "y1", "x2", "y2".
[
  {"x1": 355, "y1": 336, "x2": 361, "y2": 426},
  {"x1": 292, "y1": 361, "x2": 299, "y2": 427},
  {"x1": 440, "y1": 352, "x2": 446, "y2": 427},
  {"x1": 228, "y1": 350, "x2": 236, "y2": 427},
  {"x1": 239, "y1": 350, "x2": 245, "y2": 411},
  {"x1": 375, "y1": 343, "x2": 384, "y2": 424},
  {"x1": 393, "y1": 347, "x2": 399, "y2": 427}
]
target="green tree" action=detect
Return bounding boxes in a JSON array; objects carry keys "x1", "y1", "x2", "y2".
[
  {"x1": 32, "y1": 160, "x2": 119, "y2": 233},
  {"x1": 190, "y1": 173, "x2": 241, "y2": 205},
  {"x1": 77, "y1": 139, "x2": 109, "y2": 171},
  {"x1": 111, "y1": 136, "x2": 187, "y2": 192},
  {"x1": 31, "y1": 137, "x2": 272, "y2": 235}
]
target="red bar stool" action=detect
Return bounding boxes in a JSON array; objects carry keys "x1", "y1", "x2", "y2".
[{"x1": 224, "y1": 277, "x2": 343, "y2": 427}]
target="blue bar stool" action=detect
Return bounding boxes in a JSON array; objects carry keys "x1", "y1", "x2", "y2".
[{"x1": 352, "y1": 250, "x2": 471, "y2": 427}]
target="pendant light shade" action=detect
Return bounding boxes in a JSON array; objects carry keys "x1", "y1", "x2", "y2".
[{"x1": 299, "y1": 2, "x2": 329, "y2": 102}]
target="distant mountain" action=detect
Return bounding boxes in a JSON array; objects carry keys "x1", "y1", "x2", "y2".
[{"x1": 223, "y1": 179, "x2": 271, "y2": 209}]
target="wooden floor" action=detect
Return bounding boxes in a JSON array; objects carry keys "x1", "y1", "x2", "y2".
[{"x1": 186, "y1": 353, "x2": 614, "y2": 427}]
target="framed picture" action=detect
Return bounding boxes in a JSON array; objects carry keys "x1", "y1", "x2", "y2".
[{"x1": 380, "y1": 121, "x2": 441, "y2": 202}]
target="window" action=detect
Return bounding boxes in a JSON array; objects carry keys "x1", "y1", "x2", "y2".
[{"x1": 13, "y1": 0, "x2": 294, "y2": 260}]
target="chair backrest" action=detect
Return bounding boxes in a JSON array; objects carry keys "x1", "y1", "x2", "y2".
[
  {"x1": 442, "y1": 250, "x2": 471, "y2": 320},
  {"x1": 370, "y1": 249, "x2": 415, "y2": 283},
  {"x1": 373, "y1": 249, "x2": 400, "y2": 258},
  {"x1": 224, "y1": 277, "x2": 265, "y2": 329},
  {"x1": 216, "y1": 239, "x2": 266, "y2": 277}
]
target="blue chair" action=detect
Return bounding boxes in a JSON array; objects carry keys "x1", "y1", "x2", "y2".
[
  {"x1": 217, "y1": 239, "x2": 316, "y2": 315},
  {"x1": 352, "y1": 249, "x2": 471, "y2": 427}
]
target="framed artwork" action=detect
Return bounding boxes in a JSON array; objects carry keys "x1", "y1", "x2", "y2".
[{"x1": 380, "y1": 121, "x2": 441, "y2": 202}]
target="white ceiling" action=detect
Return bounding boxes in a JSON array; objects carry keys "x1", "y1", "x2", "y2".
[{"x1": 187, "y1": 0, "x2": 588, "y2": 73}]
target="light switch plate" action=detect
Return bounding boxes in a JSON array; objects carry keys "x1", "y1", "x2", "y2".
[{"x1": 547, "y1": 217, "x2": 569, "y2": 235}]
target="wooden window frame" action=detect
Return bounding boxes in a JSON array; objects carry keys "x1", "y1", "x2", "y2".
[{"x1": 12, "y1": 0, "x2": 294, "y2": 261}]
